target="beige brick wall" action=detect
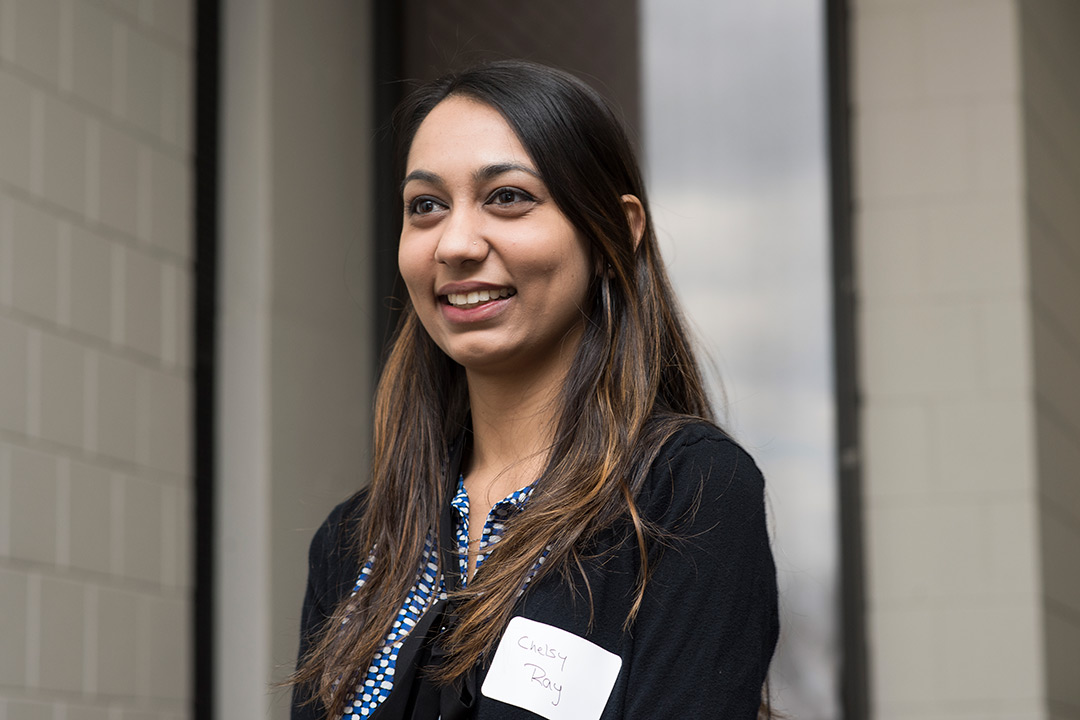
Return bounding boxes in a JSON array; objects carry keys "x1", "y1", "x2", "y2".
[
  {"x1": 854, "y1": 0, "x2": 1080, "y2": 718},
  {"x1": 1020, "y1": 1, "x2": 1080, "y2": 717},
  {"x1": 0, "y1": 1, "x2": 194, "y2": 719},
  {"x1": 852, "y1": 0, "x2": 1045, "y2": 718}
]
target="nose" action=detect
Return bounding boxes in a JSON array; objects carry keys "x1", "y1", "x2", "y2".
[{"x1": 434, "y1": 206, "x2": 488, "y2": 266}]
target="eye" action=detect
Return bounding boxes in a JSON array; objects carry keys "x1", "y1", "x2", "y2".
[
  {"x1": 486, "y1": 187, "x2": 536, "y2": 207},
  {"x1": 406, "y1": 195, "x2": 446, "y2": 217}
]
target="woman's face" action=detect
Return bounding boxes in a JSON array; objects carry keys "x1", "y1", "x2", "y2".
[{"x1": 399, "y1": 96, "x2": 593, "y2": 377}]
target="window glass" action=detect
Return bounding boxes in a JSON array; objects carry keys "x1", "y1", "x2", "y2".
[{"x1": 642, "y1": 2, "x2": 839, "y2": 716}]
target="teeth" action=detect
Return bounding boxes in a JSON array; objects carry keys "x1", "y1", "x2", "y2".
[{"x1": 446, "y1": 288, "x2": 513, "y2": 307}]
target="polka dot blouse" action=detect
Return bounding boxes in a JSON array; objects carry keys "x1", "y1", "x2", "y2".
[{"x1": 341, "y1": 477, "x2": 538, "y2": 719}]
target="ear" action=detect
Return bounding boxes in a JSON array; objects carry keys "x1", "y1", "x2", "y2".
[{"x1": 621, "y1": 194, "x2": 646, "y2": 251}]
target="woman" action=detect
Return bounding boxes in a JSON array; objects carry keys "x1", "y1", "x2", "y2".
[{"x1": 291, "y1": 60, "x2": 778, "y2": 720}]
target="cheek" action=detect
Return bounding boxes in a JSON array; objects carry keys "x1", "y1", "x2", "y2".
[
  {"x1": 558, "y1": 236, "x2": 594, "y2": 295},
  {"x1": 397, "y1": 238, "x2": 428, "y2": 298},
  {"x1": 523, "y1": 224, "x2": 591, "y2": 280}
]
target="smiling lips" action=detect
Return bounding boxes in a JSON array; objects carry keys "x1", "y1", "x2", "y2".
[{"x1": 444, "y1": 287, "x2": 516, "y2": 309}]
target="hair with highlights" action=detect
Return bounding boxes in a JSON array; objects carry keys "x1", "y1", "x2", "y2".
[{"x1": 291, "y1": 60, "x2": 768, "y2": 718}]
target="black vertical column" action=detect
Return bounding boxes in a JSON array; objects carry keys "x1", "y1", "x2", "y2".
[
  {"x1": 826, "y1": 0, "x2": 870, "y2": 717},
  {"x1": 372, "y1": 1, "x2": 406, "y2": 368},
  {"x1": 193, "y1": 0, "x2": 220, "y2": 718}
]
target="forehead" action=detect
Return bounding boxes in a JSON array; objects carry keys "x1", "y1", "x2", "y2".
[{"x1": 405, "y1": 96, "x2": 535, "y2": 174}]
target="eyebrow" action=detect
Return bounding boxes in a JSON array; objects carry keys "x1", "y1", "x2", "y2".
[
  {"x1": 400, "y1": 169, "x2": 441, "y2": 194},
  {"x1": 400, "y1": 163, "x2": 542, "y2": 194},
  {"x1": 474, "y1": 162, "x2": 541, "y2": 183}
]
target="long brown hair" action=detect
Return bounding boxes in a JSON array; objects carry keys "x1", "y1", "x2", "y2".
[{"x1": 293, "y1": 60, "x2": 719, "y2": 716}]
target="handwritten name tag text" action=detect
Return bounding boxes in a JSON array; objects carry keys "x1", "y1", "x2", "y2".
[
  {"x1": 481, "y1": 617, "x2": 622, "y2": 720},
  {"x1": 517, "y1": 634, "x2": 569, "y2": 673}
]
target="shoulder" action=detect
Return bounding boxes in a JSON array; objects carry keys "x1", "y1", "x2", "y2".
[
  {"x1": 638, "y1": 420, "x2": 766, "y2": 529},
  {"x1": 306, "y1": 488, "x2": 370, "y2": 587},
  {"x1": 311, "y1": 488, "x2": 369, "y2": 548},
  {"x1": 653, "y1": 419, "x2": 742, "y2": 459}
]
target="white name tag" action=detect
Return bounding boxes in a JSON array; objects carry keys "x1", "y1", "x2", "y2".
[{"x1": 481, "y1": 616, "x2": 622, "y2": 720}]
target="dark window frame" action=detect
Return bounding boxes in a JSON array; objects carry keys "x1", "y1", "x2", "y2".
[
  {"x1": 373, "y1": 2, "x2": 406, "y2": 369},
  {"x1": 826, "y1": 0, "x2": 870, "y2": 716},
  {"x1": 194, "y1": 1, "x2": 220, "y2": 718}
]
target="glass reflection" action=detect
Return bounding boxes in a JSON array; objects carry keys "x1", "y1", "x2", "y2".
[{"x1": 642, "y1": 1, "x2": 839, "y2": 717}]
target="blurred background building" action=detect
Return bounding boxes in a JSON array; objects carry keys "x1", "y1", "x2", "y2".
[{"x1": 0, "y1": 1, "x2": 1076, "y2": 719}]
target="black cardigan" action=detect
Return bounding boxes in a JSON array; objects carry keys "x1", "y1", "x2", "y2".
[{"x1": 292, "y1": 422, "x2": 779, "y2": 719}]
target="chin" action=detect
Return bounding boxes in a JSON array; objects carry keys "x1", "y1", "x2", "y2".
[{"x1": 446, "y1": 348, "x2": 515, "y2": 373}]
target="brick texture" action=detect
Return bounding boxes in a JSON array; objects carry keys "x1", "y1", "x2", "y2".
[
  {"x1": 0, "y1": 1, "x2": 194, "y2": 718},
  {"x1": 854, "y1": 0, "x2": 1080, "y2": 717}
]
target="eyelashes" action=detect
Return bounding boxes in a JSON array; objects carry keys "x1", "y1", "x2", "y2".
[
  {"x1": 486, "y1": 187, "x2": 536, "y2": 207},
  {"x1": 404, "y1": 187, "x2": 539, "y2": 218},
  {"x1": 406, "y1": 196, "x2": 445, "y2": 216}
]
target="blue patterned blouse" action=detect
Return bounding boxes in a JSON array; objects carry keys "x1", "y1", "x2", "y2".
[{"x1": 340, "y1": 477, "x2": 538, "y2": 719}]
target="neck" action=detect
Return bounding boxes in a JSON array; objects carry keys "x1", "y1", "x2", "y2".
[{"x1": 463, "y1": 351, "x2": 572, "y2": 504}]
